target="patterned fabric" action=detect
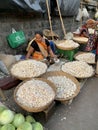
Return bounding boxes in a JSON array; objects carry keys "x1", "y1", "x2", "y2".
[{"x1": 85, "y1": 34, "x2": 96, "y2": 52}]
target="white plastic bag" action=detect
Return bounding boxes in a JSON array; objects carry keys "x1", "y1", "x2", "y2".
[
  {"x1": 82, "y1": 7, "x2": 89, "y2": 18},
  {"x1": 12, "y1": 28, "x2": 16, "y2": 33},
  {"x1": 95, "y1": 9, "x2": 98, "y2": 19},
  {"x1": 76, "y1": 8, "x2": 82, "y2": 21}
]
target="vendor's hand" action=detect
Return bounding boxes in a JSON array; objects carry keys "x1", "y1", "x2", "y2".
[{"x1": 53, "y1": 56, "x2": 60, "y2": 63}]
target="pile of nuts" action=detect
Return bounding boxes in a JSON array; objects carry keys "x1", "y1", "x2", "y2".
[
  {"x1": 75, "y1": 52, "x2": 95, "y2": 64},
  {"x1": 73, "y1": 37, "x2": 88, "y2": 43},
  {"x1": 61, "y1": 61, "x2": 94, "y2": 78},
  {"x1": 11, "y1": 60, "x2": 47, "y2": 79},
  {"x1": 16, "y1": 79, "x2": 55, "y2": 108},
  {"x1": 56, "y1": 40, "x2": 79, "y2": 49},
  {"x1": 47, "y1": 76, "x2": 77, "y2": 100}
]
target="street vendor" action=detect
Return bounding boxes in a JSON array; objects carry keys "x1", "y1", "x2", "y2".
[
  {"x1": 79, "y1": 19, "x2": 96, "y2": 52},
  {"x1": 26, "y1": 31, "x2": 57, "y2": 62}
]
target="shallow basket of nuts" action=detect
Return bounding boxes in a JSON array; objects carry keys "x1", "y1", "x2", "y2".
[
  {"x1": 73, "y1": 37, "x2": 88, "y2": 44},
  {"x1": 14, "y1": 78, "x2": 56, "y2": 112},
  {"x1": 10, "y1": 59, "x2": 47, "y2": 80},
  {"x1": 55, "y1": 40, "x2": 79, "y2": 50},
  {"x1": 61, "y1": 61, "x2": 95, "y2": 78},
  {"x1": 74, "y1": 52, "x2": 95, "y2": 64},
  {"x1": 41, "y1": 71, "x2": 80, "y2": 101}
]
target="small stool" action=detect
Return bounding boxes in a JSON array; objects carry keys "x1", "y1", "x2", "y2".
[{"x1": 43, "y1": 101, "x2": 56, "y2": 121}]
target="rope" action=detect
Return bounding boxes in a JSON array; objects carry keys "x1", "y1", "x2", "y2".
[
  {"x1": 56, "y1": 0, "x2": 66, "y2": 37},
  {"x1": 46, "y1": 0, "x2": 54, "y2": 40}
]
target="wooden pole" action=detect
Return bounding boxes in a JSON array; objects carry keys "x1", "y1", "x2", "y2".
[
  {"x1": 56, "y1": 0, "x2": 66, "y2": 38},
  {"x1": 46, "y1": 0, "x2": 54, "y2": 40}
]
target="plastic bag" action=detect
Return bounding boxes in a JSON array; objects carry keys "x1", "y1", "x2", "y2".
[
  {"x1": 82, "y1": 7, "x2": 89, "y2": 18},
  {"x1": 12, "y1": 28, "x2": 16, "y2": 33},
  {"x1": 76, "y1": 8, "x2": 82, "y2": 21},
  {"x1": 7, "y1": 30, "x2": 26, "y2": 48},
  {"x1": 95, "y1": 9, "x2": 98, "y2": 19}
]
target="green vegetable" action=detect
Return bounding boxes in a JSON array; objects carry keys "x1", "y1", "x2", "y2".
[
  {"x1": 0, "y1": 109, "x2": 14, "y2": 125},
  {"x1": 12, "y1": 113, "x2": 25, "y2": 128},
  {"x1": 17, "y1": 121, "x2": 32, "y2": 130},
  {"x1": 32, "y1": 122, "x2": 43, "y2": 130},
  {"x1": 0, "y1": 106, "x2": 6, "y2": 113},
  {"x1": 0, "y1": 124, "x2": 2, "y2": 129},
  {"x1": 26, "y1": 115, "x2": 36, "y2": 123},
  {"x1": 1, "y1": 123, "x2": 15, "y2": 130}
]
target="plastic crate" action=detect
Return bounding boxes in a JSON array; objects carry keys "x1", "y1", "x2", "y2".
[{"x1": 57, "y1": 48, "x2": 78, "y2": 61}]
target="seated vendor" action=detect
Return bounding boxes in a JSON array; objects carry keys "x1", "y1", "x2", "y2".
[
  {"x1": 79, "y1": 19, "x2": 96, "y2": 52},
  {"x1": 80, "y1": 19, "x2": 95, "y2": 37},
  {"x1": 26, "y1": 31, "x2": 57, "y2": 61}
]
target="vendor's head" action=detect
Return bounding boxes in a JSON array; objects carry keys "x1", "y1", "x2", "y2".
[
  {"x1": 35, "y1": 31, "x2": 43, "y2": 42},
  {"x1": 86, "y1": 19, "x2": 96, "y2": 28}
]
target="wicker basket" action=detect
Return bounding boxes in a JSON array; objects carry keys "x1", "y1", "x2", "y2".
[
  {"x1": 74, "y1": 52, "x2": 95, "y2": 64},
  {"x1": 14, "y1": 78, "x2": 56, "y2": 112},
  {"x1": 73, "y1": 37, "x2": 88, "y2": 44},
  {"x1": 10, "y1": 59, "x2": 47, "y2": 80},
  {"x1": 61, "y1": 61, "x2": 95, "y2": 79},
  {"x1": 54, "y1": 40, "x2": 79, "y2": 50},
  {"x1": 41, "y1": 71, "x2": 80, "y2": 101}
]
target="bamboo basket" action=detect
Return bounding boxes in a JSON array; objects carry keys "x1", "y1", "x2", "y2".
[
  {"x1": 73, "y1": 37, "x2": 88, "y2": 44},
  {"x1": 74, "y1": 52, "x2": 95, "y2": 64},
  {"x1": 54, "y1": 40, "x2": 79, "y2": 50},
  {"x1": 61, "y1": 61, "x2": 95, "y2": 79},
  {"x1": 14, "y1": 78, "x2": 56, "y2": 112},
  {"x1": 41, "y1": 71, "x2": 80, "y2": 101},
  {"x1": 10, "y1": 59, "x2": 47, "y2": 80}
]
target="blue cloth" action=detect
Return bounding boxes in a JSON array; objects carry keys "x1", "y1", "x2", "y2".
[
  {"x1": 49, "y1": 41, "x2": 56, "y2": 54},
  {"x1": 91, "y1": 49, "x2": 96, "y2": 54}
]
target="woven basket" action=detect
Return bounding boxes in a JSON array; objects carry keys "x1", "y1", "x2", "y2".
[
  {"x1": 74, "y1": 52, "x2": 95, "y2": 64},
  {"x1": 43, "y1": 29, "x2": 59, "y2": 38},
  {"x1": 10, "y1": 59, "x2": 47, "y2": 80},
  {"x1": 61, "y1": 62, "x2": 95, "y2": 79},
  {"x1": 14, "y1": 78, "x2": 56, "y2": 112},
  {"x1": 41, "y1": 71, "x2": 80, "y2": 101},
  {"x1": 73, "y1": 37, "x2": 88, "y2": 44},
  {"x1": 54, "y1": 40, "x2": 79, "y2": 50}
]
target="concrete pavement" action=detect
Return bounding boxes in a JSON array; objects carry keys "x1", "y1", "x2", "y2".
[{"x1": 44, "y1": 77, "x2": 98, "y2": 130}]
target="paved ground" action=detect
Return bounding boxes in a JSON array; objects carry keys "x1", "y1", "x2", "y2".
[{"x1": 44, "y1": 76, "x2": 98, "y2": 130}]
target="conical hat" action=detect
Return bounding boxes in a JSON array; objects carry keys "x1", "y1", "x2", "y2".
[{"x1": 43, "y1": 29, "x2": 59, "y2": 38}]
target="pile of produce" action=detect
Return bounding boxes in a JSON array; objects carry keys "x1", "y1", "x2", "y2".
[
  {"x1": 10, "y1": 59, "x2": 47, "y2": 80},
  {"x1": 74, "y1": 52, "x2": 95, "y2": 64},
  {"x1": 61, "y1": 61, "x2": 94, "y2": 78},
  {"x1": 14, "y1": 78, "x2": 56, "y2": 112},
  {"x1": 55, "y1": 40, "x2": 79, "y2": 50},
  {"x1": 73, "y1": 37, "x2": 88, "y2": 43},
  {"x1": 47, "y1": 76, "x2": 77, "y2": 100},
  {"x1": 0, "y1": 106, "x2": 43, "y2": 130},
  {"x1": 41, "y1": 71, "x2": 80, "y2": 101}
]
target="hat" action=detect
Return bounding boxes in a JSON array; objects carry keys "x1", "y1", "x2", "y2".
[
  {"x1": 86, "y1": 19, "x2": 95, "y2": 25},
  {"x1": 43, "y1": 29, "x2": 59, "y2": 38}
]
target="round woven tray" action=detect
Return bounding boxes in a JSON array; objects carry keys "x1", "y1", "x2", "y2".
[
  {"x1": 41, "y1": 71, "x2": 80, "y2": 101},
  {"x1": 73, "y1": 37, "x2": 88, "y2": 44},
  {"x1": 61, "y1": 62, "x2": 95, "y2": 79},
  {"x1": 54, "y1": 40, "x2": 79, "y2": 50},
  {"x1": 14, "y1": 78, "x2": 56, "y2": 112},
  {"x1": 74, "y1": 52, "x2": 95, "y2": 64},
  {"x1": 10, "y1": 59, "x2": 47, "y2": 80}
]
